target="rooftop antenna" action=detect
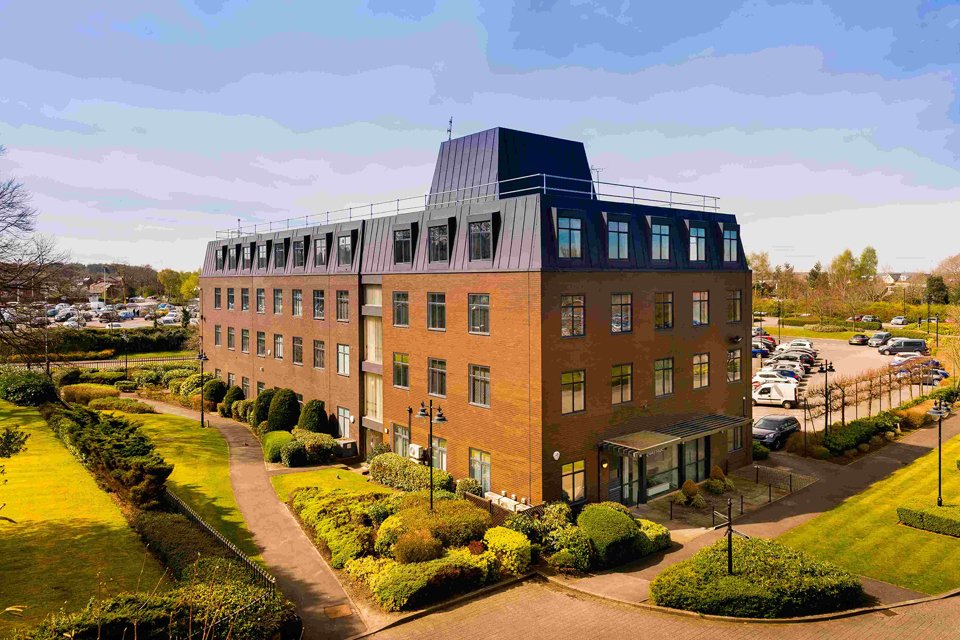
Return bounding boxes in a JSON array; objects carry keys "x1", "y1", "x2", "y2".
[
  {"x1": 590, "y1": 166, "x2": 604, "y2": 183},
  {"x1": 237, "y1": 217, "x2": 241, "y2": 236},
  {"x1": 447, "y1": 116, "x2": 453, "y2": 141}
]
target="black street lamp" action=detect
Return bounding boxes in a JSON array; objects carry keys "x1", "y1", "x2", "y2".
[
  {"x1": 928, "y1": 399, "x2": 950, "y2": 508},
  {"x1": 414, "y1": 400, "x2": 447, "y2": 511},
  {"x1": 776, "y1": 297, "x2": 782, "y2": 343},
  {"x1": 819, "y1": 360, "x2": 835, "y2": 434},
  {"x1": 121, "y1": 330, "x2": 130, "y2": 378},
  {"x1": 197, "y1": 351, "x2": 209, "y2": 428}
]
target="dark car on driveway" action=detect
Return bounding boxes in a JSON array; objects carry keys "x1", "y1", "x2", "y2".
[
  {"x1": 752, "y1": 415, "x2": 801, "y2": 450},
  {"x1": 848, "y1": 333, "x2": 869, "y2": 345}
]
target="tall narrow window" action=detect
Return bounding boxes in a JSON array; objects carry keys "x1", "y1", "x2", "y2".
[
  {"x1": 336, "y1": 290, "x2": 349, "y2": 322},
  {"x1": 393, "y1": 291, "x2": 409, "y2": 327},
  {"x1": 558, "y1": 216, "x2": 582, "y2": 259},
  {"x1": 561, "y1": 461, "x2": 585, "y2": 503},
  {"x1": 292, "y1": 240, "x2": 305, "y2": 267},
  {"x1": 693, "y1": 291, "x2": 710, "y2": 326},
  {"x1": 273, "y1": 288, "x2": 282, "y2": 314},
  {"x1": 654, "y1": 358, "x2": 674, "y2": 397},
  {"x1": 689, "y1": 226, "x2": 706, "y2": 261},
  {"x1": 215, "y1": 250, "x2": 224, "y2": 270},
  {"x1": 256, "y1": 331, "x2": 265, "y2": 357},
  {"x1": 428, "y1": 225, "x2": 449, "y2": 262},
  {"x1": 427, "y1": 293, "x2": 446, "y2": 330},
  {"x1": 469, "y1": 221, "x2": 492, "y2": 260},
  {"x1": 655, "y1": 292, "x2": 674, "y2": 329},
  {"x1": 611, "y1": 293, "x2": 632, "y2": 333},
  {"x1": 213, "y1": 288, "x2": 221, "y2": 309},
  {"x1": 611, "y1": 363, "x2": 632, "y2": 404},
  {"x1": 727, "y1": 426, "x2": 743, "y2": 452},
  {"x1": 241, "y1": 376, "x2": 250, "y2": 397},
  {"x1": 241, "y1": 329, "x2": 249, "y2": 353},
  {"x1": 337, "y1": 344, "x2": 350, "y2": 376},
  {"x1": 292, "y1": 337, "x2": 303, "y2": 365},
  {"x1": 242, "y1": 245, "x2": 252, "y2": 269},
  {"x1": 469, "y1": 449, "x2": 491, "y2": 493},
  {"x1": 273, "y1": 334, "x2": 284, "y2": 360},
  {"x1": 257, "y1": 381, "x2": 265, "y2": 395},
  {"x1": 468, "y1": 294, "x2": 490, "y2": 334},
  {"x1": 226, "y1": 327, "x2": 234, "y2": 350},
  {"x1": 227, "y1": 288, "x2": 235, "y2": 310},
  {"x1": 313, "y1": 237, "x2": 327, "y2": 266},
  {"x1": 393, "y1": 229, "x2": 412, "y2": 264},
  {"x1": 727, "y1": 289, "x2": 742, "y2": 323},
  {"x1": 227, "y1": 372, "x2": 235, "y2": 387},
  {"x1": 241, "y1": 288, "x2": 249, "y2": 311},
  {"x1": 256, "y1": 288, "x2": 265, "y2": 313},
  {"x1": 393, "y1": 424, "x2": 410, "y2": 458},
  {"x1": 273, "y1": 241, "x2": 286, "y2": 268},
  {"x1": 214, "y1": 324, "x2": 221, "y2": 346},
  {"x1": 727, "y1": 349, "x2": 742, "y2": 382},
  {"x1": 292, "y1": 289, "x2": 302, "y2": 317},
  {"x1": 338, "y1": 236, "x2": 352, "y2": 265},
  {"x1": 338, "y1": 407, "x2": 351, "y2": 439},
  {"x1": 428, "y1": 358, "x2": 446, "y2": 397},
  {"x1": 652, "y1": 224, "x2": 670, "y2": 260},
  {"x1": 608, "y1": 220, "x2": 629, "y2": 260},
  {"x1": 469, "y1": 365, "x2": 491, "y2": 407},
  {"x1": 723, "y1": 229, "x2": 739, "y2": 263},
  {"x1": 561, "y1": 295, "x2": 585, "y2": 337},
  {"x1": 313, "y1": 340, "x2": 325, "y2": 368},
  {"x1": 313, "y1": 290, "x2": 325, "y2": 319},
  {"x1": 432, "y1": 437, "x2": 447, "y2": 471},
  {"x1": 393, "y1": 353, "x2": 409, "y2": 388},
  {"x1": 257, "y1": 244, "x2": 267, "y2": 268},
  {"x1": 228, "y1": 247, "x2": 238, "y2": 269},
  {"x1": 561, "y1": 370, "x2": 585, "y2": 414},
  {"x1": 693, "y1": 353, "x2": 710, "y2": 389}
]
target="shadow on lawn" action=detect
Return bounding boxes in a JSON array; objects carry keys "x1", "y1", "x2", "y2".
[{"x1": 167, "y1": 481, "x2": 260, "y2": 559}]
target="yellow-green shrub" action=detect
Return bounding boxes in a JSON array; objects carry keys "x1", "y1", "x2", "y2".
[
  {"x1": 61, "y1": 383, "x2": 121, "y2": 405},
  {"x1": 483, "y1": 526, "x2": 531, "y2": 574}
]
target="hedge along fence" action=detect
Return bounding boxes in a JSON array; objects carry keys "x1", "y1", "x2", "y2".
[{"x1": 55, "y1": 326, "x2": 193, "y2": 354}]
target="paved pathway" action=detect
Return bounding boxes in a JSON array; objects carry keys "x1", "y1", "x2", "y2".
[{"x1": 138, "y1": 398, "x2": 366, "y2": 640}]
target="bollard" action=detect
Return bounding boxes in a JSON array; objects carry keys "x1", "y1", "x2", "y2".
[
  {"x1": 755, "y1": 465, "x2": 759, "y2": 483},
  {"x1": 670, "y1": 500, "x2": 674, "y2": 520},
  {"x1": 768, "y1": 484, "x2": 772, "y2": 503},
  {"x1": 740, "y1": 493, "x2": 744, "y2": 515},
  {"x1": 789, "y1": 474, "x2": 793, "y2": 493}
]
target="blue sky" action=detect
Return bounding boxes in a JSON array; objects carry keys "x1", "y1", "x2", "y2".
[{"x1": 0, "y1": 0, "x2": 957, "y2": 271}]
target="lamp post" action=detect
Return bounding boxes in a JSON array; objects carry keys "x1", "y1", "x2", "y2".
[
  {"x1": 122, "y1": 330, "x2": 130, "y2": 378},
  {"x1": 819, "y1": 360, "x2": 835, "y2": 434},
  {"x1": 936, "y1": 314, "x2": 940, "y2": 349},
  {"x1": 928, "y1": 399, "x2": 950, "y2": 507},
  {"x1": 197, "y1": 351, "x2": 208, "y2": 428},
  {"x1": 777, "y1": 297, "x2": 782, "y2": 343},
  {"x1": 414, "y1": 400, "x2": 447, "y2": 511}
]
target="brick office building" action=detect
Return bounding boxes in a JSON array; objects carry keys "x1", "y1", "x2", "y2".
[{"x1": 199, "y1": 127, "x2": 753, "y2": 506}]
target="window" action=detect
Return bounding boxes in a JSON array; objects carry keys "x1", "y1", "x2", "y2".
[
  {"x1": 561, "y1": 461, "x2": 585, "y2": 503},
  {"x1": 693, "y1": 353, "x2": 710, "y2": 389},
  {"x1": 561, "y1": 370, "x2": 585, "y2": 414},
  {"x1": 693, "y1": 291, "x2": 710, "y2": 326},
  {"x1": 273, "y1": 288, "x2": 282, "y2": 314},
  {"x1": 655, "y1": 292, "x2": 674, "y2": 329},
  {"x1": 228, "y1": 247, "x2": 237, "y2": 269},
  {"x1": 241, "y1": 288, "x2": 249, "y2": 311},
  {"x1": 468, "y1": 294, "x2": 490, "y2": 334},
  {"x1": 727, "y1": 349, "x2": 742, "y2": 382},
  {"x1": 256, "y1": 331, "x2": 265, "y2": 357},
  {"x1": 273, "y1": 241, "x2": 286, "y2": 268},
  {"x1": 392, "y1": 292, "x2": 409, "y2": 327},
  {"x1": 558, "y1": 215, "x2": 582, "y2": 259},
  {"x1": 273, "y1": 334, "x2": 283, "y2": 359},
  {"x1": 226, "y1": 288, "x2": 234, "y2": 310},
  {"x1": 652, "y1": 224, "x2": 670, "y2": 260},
  {"x1": 241, "y1": 376, "x2": 250, "y2": 397},
  {"x1": 227, "y1": 372, "x2": 235, "y2": 387},
  {"x1": 242, "y1": 245, "x2": 252, "y2": 269},
  {"x1": 292, "y1": 289, "x2": 302, "y2": 317},
  {"x1": 432, "y1": 437, "x2": 447, "y2": 471},
  {"x1": 214, "y1": 288, "x2": 221, "y2": 309},
  {"x1": 336, "y1": 290, "x2": 349, "y2": 322},
  {"x1": 292, "y1": 240, "x2": 305, "y2": 267},
  {"x1": 393, "y1": 424, "x2": 410, "y2": 458},
  {"x1": 338, "y1": 407, "x2": 351, "y2": 439},
  {"x1": 611, "y1": 293, "x2": 632, "y2": 333},
  {"x1": 256, "y1": 288, "x2": 265, "y2": 313},
  {"x1": 338, "y1": 236, "x2": 352, "y2": 266},
  {"x1": 337, "y1": 344, "x2": 350, "y2": 376},
  {"x1": 689, "y1": 226, "x2": 706, "y2": 261},
  {"x1": 393, "y1": 353, "x2": 409, "y2": 388},
  {"x1": 561, "y1": 295, "x2": 585, "y2": 337},
  {"x1": 292, "y1": 337, "x2": 303, "y2": 365},
  {"x1": 214, "y1": 368, "x2": 221, "y2": 379},
  {"x1": 225, "y1": 329, "x2": 233, "y2": 351},
  {"x1": 214, "y1": 324, "x2": 221, "y2": 346},
  {"x1": 313, "y1": 290, "x2": 324, "y2": 319},
  {"x1": 469, "y1": 221, "x2": 492, "y2": 260},
  {"x1": 215, "y1": 250, "x2": 224, "y2": 270},
  {"x1": 727, "y1": 425, "x2": 743, "y2": 452},
  {"x1": 427, "y1": 293, "x2": 446, "y2": 330},
  {"x1": 727, "y1": 289, "x2": 742, "y2": 323},
  {"x1": 257, "y1": 244, "x2": 267, "y2": 268},
  {"x1": 608, "y1": 220, "x2": 629, "y2": 260},
  {"x1": 723, "y1": 229, "x2": 739, "y2": 263},
  {"x1": 257, "y1": 381, "x2": 265, "y2": 395},
  {"x1": 428, "y1": 358, "x2": 446, "y2": 396},
  {"x1": 654, "y1": 358, "x2": 674, "y2": 397},
  {"x1": 241, "y1": 329, "x2": 249, "y2": 353},
  {"x1": 393, "y1": 229, "x2": 412, "y2": 264},
  {"x1": 469, "y1": 448, "x2": 491, "y2": 494},
  {"x1": 611, "y1": 364, "x2": 632, "y2": 404},
  {"x1": 313, "y1": 237, "x2": 327, "y2": 266},
  {"x1": 469, "y1": 365, "x2": 491, "y2": 407},
  {"x1": 313, "y1": 340, "x2": 325, "y2": 368},
  {"x1": 428, "y1": 225, "x2": 449, "y2": 262}
]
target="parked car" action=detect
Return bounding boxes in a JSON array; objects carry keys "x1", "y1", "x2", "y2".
[
  {"x1": 879, "y1": 338, "x2": 929, "y2": 356},
  {"x1": 159, "y1": 316, "x2": 178, "y2": 325},
  {"x1": 767, "y1": 351, "x2": 815, "y2": 368},
  {"x1": 848, "y1": 333, "x2": 869, "y2": 345},
  {"x1": 890, "y1": 352, "x2": 925, "y2": 367},
  {"x1": 752, "y1": 382, "x2": 800, "y2": 410},
  {"x1": 752, "y1": 346, "x2": 769, "y2": 358},
  {"x1": 867, "y1": 331, "x2": 892, "y2": 347},
  {"x1": 895, "y1": 368, "x2": 949, "y2": 385},
  {"x1": 762, "y1": 363, "x2": 804, "y2": 379},
  {"x1": 752, "y1": 415, "x2": 801, "y2": 449},
  {"x1": 861, "y1": 315, "x2": 880, "y2": 323},
  {"x1": 890, "y1": 316, "x2": 908, "y2": 326},
  {"x1": 845, "y1": 315, "x2": 863, "y2": 322},
  {"x1": 752, "y1": 371, "x2": 799, "y2": 385},
  {"x1": 105, "y1": 322, "x2": 123, "y2": 329}
]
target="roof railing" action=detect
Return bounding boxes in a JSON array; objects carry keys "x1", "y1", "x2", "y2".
[{"x1": 214, "y1": 173, "x2": 720, "y2": 239}]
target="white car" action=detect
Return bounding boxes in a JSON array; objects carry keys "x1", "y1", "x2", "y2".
[
  {"x1": 159, "y1": 316, "x2": 178, "y2": 325},
  {"x1": 105, "y1": 322, "x2": 123, "y2": 329},
  {"x1": 890, "y1": 316, "x2": 908, "y2": 326},
  {"x1": 752, "y1": 371, "x2": 798, "y2": 385},
  {"x1": 890, "y1": 352, "x2": 924, "y2": 367}
]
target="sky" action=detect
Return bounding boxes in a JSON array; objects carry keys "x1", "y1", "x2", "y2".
[{"x1": 0, "y1": 0, "x2": 957, "y2": 272}]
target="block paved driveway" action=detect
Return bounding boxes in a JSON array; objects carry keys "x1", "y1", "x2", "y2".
[{"x1": 370, "y1": 580, "x2": 960, "y2": 640}]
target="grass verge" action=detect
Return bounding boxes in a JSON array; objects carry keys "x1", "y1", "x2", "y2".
[{"x1": 271, "y1": 468, "x2": 381, "y2": 502}]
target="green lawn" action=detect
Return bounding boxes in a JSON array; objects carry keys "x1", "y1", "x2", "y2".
[
  {"x1": 126, "y1": 412, "x2": 260, "y2": 559},
  {"x1": 779, "y1": 432, "x2": 960, "y2": 595},
  {"x1": 128, "y1": 349, "x2": 194, "y2": 360},
  {"x1": 0, "y1": 401, "x2": 168, "y2": 633},
  {"x1": 270, "y1": 468, "x2": 384, "y2": 502}
]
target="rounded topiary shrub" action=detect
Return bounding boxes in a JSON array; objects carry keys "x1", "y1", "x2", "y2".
[
  {"x1": 650, "y1": 537, "x2": 865, "y2": 618},
  {"x1": 250, "y1": 388, "x2": 276, "y2": 429},
  {"x1": 393, "y1": 529, "x2": 443, "y2": 564},
  {"x1": 222, "y1": 385, "x2": 245, "y2": 414},
  {"x1": 53, "y1": 368, "x2": 82, "y2": 387},
  {"x1": 280, "y1": 439, "x2": 308, "y2": 467},
  {"x1": 292, "y1": 428, "x2": 338, "y2": 464},
  {"x1": 297, "y1": 399, "x2": 329, "y2": 433},
  {"x1": 178, "y1": 372, "x2": 213, "y2": 399},
  {"x1": 455, "y1": 477, "x2": 484, "y2": 498},
  {"x1": 545, "y1": 525, "x2": 592, "y2": 572},
  {"x1": 576, "y1": 504, "x2": 643, "y2": 569},
  {"x1": 267, "y1": 388, "x2": 300, "y2": 432},
  {"x1": 263, "y1": 431, "x2": 295, "y2": 463},
  {"x1": 752, "y1": 441, "x2": 770, "y2": 460},
  {"x1": 0, "y1": 370, "x2": 57, "y2": 406},
  {"x1": 202, "y1": 378, "x2": 228, "y2": 403}
]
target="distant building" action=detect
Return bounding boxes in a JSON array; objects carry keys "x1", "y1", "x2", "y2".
[{"x1": 87, "y1": 276, "x2": 124, "y2": 308}]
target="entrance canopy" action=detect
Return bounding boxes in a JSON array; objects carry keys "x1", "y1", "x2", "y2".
[{"x1": 601, "y1": 414, "x2": 749, "y2": 457}]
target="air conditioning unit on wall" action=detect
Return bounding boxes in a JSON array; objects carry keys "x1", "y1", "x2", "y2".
[{"x1": 408, "y1": 443, "x2": 423, "y2": 460}]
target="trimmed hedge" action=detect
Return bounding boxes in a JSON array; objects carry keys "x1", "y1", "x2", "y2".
[
  {"x1": 55, "y1": 326, "x2": 192, "y2": 354},
  {"x1": 370, "y1": 452, "x2": 454, "y2": 492},
  {"x1": 897, "y1": 502, "x2": 960, "y2": 537},
  {"x1": 370, "y1": 554, "x2": 486, "y2": 611},
  {"x1": 267, "y1": 388, "x2": 299, "y2": 431},
  {"x1": 650, "y1": 537, "x2": 864, "y2": 618},
  {"x1": 297, "y1": 399, "x2": 331, "y2": 434},
  {"x1": 61, "y1": 383, "x2": 121, "y2": 405},
  {"x1": 824, "y1": 412, "x2": 901, "y2": 455},
  {"x1": 250, "y1": 388, "x2": 275, "y2": 428},
  {"x1": 752, "y1": 441, "x2": 770, "y2": 460},
  {"x1": 292, "y1": 428, "x2": 337, "y2": 464},
  {"x1": 0, "y1": 369, "x2": 57, "y2": 406},
  {"x1": 263, "y1": 431, "x2": 295, "y2": 463},
  {"x1": 280, "y1": 440, "x2": 308, "y2": 467},
  {"x1": 483, "y1": 526, "x2": 531, "y2": 574},
  {"x1": 88, "y1": 397, "x2": 157, "y2": 413},
  {"x1": 455, "y1": 477, "x2": 484, "y2": 498}
]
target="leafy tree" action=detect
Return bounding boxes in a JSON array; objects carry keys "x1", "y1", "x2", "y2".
[
  {"x1": 179, "y1": 271, "x2": 199, "y2": 302},
  {"x1": 747, "y1": 252, "x2": 772, "y2": 295},
  {"x1": 926, "y1": 275, "x2": 949, "y2": 304},
  {"x1": 157, "y1": 269, "x2": 183, "y2": 301},
  {"x1": 856, "y1": 246, "x2": 878, "y2": 279},
  {"x1": 807, "y1": 261, "x2": 825, "y2": 289},
  {"x1": 934, "y1": 253, "x2": 960, "y2": 287}
]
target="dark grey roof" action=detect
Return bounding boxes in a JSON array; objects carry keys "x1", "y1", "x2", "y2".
[
  {"x1": 601, "y1": 414, "x2": 749, "y2": 456},
  {"x1": 653, "y1": 414, "x2": 749, "y2": 439}
]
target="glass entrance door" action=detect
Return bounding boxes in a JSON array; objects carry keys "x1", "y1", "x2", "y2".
[
  {"x1": 683, "y1": 437, "x2": 709, "y2": 482},
  {"x1": 620, "y1": 455, "x2": 642, "y2": 506},
  {"x1": 645, "y1": 445, "x2": 679, "y2": 500}
]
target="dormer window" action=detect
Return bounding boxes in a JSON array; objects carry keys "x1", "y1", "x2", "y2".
[
  {"x1": 469, "y1": 221, "x2": 492, "y2": 261},
  {"x1": 428, "y1": 225, "x2": 448, "y2": 262},
  {"x1": 394, "y1": 229, "x2": 412, "y2": 264},
  {"x1": 273, "y1": 242, "x2": 286, "y2": 268},
  {"x1": 242, "y1": 245, "x2": 252, "y2": 269},
  {"x1": 293, "y1": 240, "x2": 305, "y2": 267},
  {"x1": 652, "y1": 224, "x2": 670, "y2": 261},
  {"x1": 314, "y1": 237, "x2": 327, "y2": 266},
  {"x1": 215, "y1": 249, "x2": 225, "y2": 270},
  {"x1": 558, "y1": 215, "x2": 581, "y2": 259},
  {"x1": 228, "y1": 247, "x2": 238, "y2": 269},
  {"x1": 723, "y1": 229, "x2": 739, "y2": 263},
  {"x1": 257, "y1": 244, "x2": 267, "y2": 268},
  {"x1": 689, "y1": 226, "x2": 706, "y2": 262},
  {"x1": 338, "y1": 236, "x2": 352, "y2": 266},
  {"x1": 608, "y1": 220, "x2": 628, "y2": 260}
]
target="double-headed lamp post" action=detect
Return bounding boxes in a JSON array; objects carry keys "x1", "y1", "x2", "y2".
[
  {"x1": 414, "y1": 400, "x2": 447, "y2": 511},
  {"x1": 197, "y1": 351, "x2": 209, "y2": 428},
  {"x1": 819, "y1": 360, "x2": 835, "y2": 433},
  {"x1": 928, "y1": 399, "x2": 951, "y2": 508}
]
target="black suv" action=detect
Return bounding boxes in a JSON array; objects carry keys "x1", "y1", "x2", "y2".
[{"x1": 752, "y1": 415, "x2": 801, "y2": 450}]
